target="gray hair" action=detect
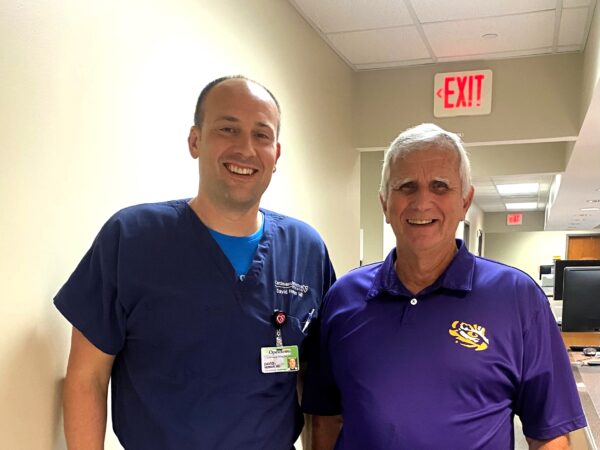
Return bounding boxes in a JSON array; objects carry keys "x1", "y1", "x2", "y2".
[{"x1": 379, "y1": 123, "x2": 472, "y2": 201}]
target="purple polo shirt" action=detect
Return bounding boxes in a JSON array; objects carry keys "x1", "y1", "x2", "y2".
[{"x1": 302, "y1": 240, "x2": 586, "y2": 450}]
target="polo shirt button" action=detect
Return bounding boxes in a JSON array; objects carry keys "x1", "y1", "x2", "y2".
[{"x1": 410, "y1": 298, "x2": 418, "y2": 305}]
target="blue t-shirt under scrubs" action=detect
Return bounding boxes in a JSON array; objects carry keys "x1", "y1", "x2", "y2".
[
  {"x1": 302, "y1": 240, "x2": 585, "y2": 450},
  {"x1": 55, "y1": 199, "x2": 335, "y2": 450}
]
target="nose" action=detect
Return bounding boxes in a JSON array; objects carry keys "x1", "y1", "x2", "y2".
[
  {"x1": 233, "y1": 131, "x2": 257, "y2": 158},
  {"x1": 410, "y1": 188, "x2": 434, "y2": 210}
]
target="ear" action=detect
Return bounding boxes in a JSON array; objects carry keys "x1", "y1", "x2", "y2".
[
  {"x1": 379, "y1": 191, "x2": 390, "y2": 224},
  {"x1": 187, "y1": 126, "x2": 200, "y2": 159},
  {"x1": 272, "y1": 142, "x2": 281, "y2": 173},
  {"x1": 462, "y1": 185, "x2": 475, "y2": 217}
]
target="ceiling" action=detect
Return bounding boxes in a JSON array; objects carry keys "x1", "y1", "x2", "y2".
[{"x1": 289, "y1": 0, "x2": 600, "y2": 230}]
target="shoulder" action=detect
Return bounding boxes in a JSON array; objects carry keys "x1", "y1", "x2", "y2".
[
  {"x1": 472, "y1": 255, "x2": 549, "y2": 310},
  {"x1": 263, "y1": 209, "x2": 326, "y2": 244},
  {"x1": 100, "y1": 199, "x2": 190, "y2": 241},
  {"x1": 475, "y1": 256, "x2": 541, "y2": 288},
  {"x1": 110, "y1": 199, "x2": 187, "y2": 224},
  {"x1": 325, "y1": 262, "x2": 381, "y2": 303},
  {"x1": 107, "y1": 199, "x2": 187, "y2": 228},
  {"x1": 335, "y1": 262, "x2": 381, "y2": 291}
]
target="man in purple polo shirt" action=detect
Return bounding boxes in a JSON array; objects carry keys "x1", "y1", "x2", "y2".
[{"x1": 302, "y1": 123, "x2": 586, "y2": 450}]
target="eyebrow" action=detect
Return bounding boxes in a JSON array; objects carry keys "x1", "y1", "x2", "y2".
[
  {"x1": 390, "y1": 177, "x2": 451, "y2": 187},
  {"x1": 390, "y1": 177, "x2": 414, "y2": 187},
  {"x1": 215, "y1": 115, "x2": 275, "y2": 131}
]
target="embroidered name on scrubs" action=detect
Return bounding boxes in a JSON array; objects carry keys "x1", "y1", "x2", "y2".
[
  {"x1": 274, "y1": 280, "x2": 310, "y2": 297},
  {"x1": 449, "y1": 320, "x2": 489, "y2": 351}
]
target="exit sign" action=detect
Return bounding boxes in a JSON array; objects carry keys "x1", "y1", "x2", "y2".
[
  {"x1": 507, "y1": 213, "x2": 523, "y2": 226},
  {"x1": 434, "y1": 70, "x2": 493, "y2": 117}
]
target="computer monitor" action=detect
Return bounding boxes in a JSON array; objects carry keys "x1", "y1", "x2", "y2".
[
  {"x1": 539, "y1": 264, "x2": 553, "y2": 280},
  {"x1": 553, "y1": 259, "x2": 600, "y2": 300},
  {"x1": 561, "y1": 266, "x2": 600, "y2": 332}
]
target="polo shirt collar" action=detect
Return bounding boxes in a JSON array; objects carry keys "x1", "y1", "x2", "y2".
[{"x1": 366, "y1": 239, "x2": 475, "y2": 301}]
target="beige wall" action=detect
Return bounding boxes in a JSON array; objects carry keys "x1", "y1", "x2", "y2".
[
  {"x1": 582, "y1": 0, "x2": 600, "y2": 122},
  {"x1": 484, "y1": 230, "x2": 600, "y2": 281},
  {"x1": 464, "y1": 202, "x2": 485, "y2": 255},
  {"x1": 360, "y1": 151, "x2": 384, "y2": 264},
  {"x1": 485, "y1": 211, "x2": 546, "y2": 233},
  {"x1": 0, "y1": 1, "x2": 357, "y2": 448},
  {"x1": 355, "y1": 54, "x2": 583, "y2": 148}
]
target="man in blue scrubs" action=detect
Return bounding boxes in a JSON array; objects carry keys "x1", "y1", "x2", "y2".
[
  {"x1": 302, "y1": 123, "x2": 585, "y2": 450},
  {"x1": 55, "y1": 76, "x2": 335, "y2": 449}
]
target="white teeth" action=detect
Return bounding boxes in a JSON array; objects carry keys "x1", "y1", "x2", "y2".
[
  {"x1": 226, "y1": 164, "x2": 254, "y2": 175},
  {"x1": 408, "y1": 219, "x2": 433, "y2": 225}
]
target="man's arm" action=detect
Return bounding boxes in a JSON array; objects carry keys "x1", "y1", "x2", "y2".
[
  {"x1": 527, "y1": 434, "x2": 570, "y2": 450},
  {"x1": 63, "y1": 327, "x2": 115, "y2": 450},
  {"x1": 309, "y1": 415, "x2": 342, "y2": 450}
]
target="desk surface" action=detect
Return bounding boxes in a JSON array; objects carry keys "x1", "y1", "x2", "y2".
[
  {"x1": 562, "y1": 332, "x2": 600, "y2": 348},
  {"x1": 564, "y1": 333, "x2": 600, "y2": 449}
]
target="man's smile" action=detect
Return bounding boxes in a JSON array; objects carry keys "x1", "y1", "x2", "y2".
[
  {"x1": 407, "y1": 219, "x2": 436, "y2": 225},
  {"x1": 224, "y1": 163, "x2": 257, "y2": 176}
]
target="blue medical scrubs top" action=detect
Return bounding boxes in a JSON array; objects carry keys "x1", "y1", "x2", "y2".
[
  {"x1": 302, "y1": 240, "x2": 585, "y2": 450},
  {"x1": 55, "y1": 199, "x2": 335, "y2": 450}
]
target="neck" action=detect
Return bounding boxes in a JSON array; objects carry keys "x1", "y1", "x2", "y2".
[
  {"x1": 395, "y1": 241, "x2": 457, "y2": 295},
  {"x1": 188, "y1": 195, "x2": 262, "y2": 236}
]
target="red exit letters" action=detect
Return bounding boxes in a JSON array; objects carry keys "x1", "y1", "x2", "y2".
[
  {"x1": 433, "y1": 70, "x2": 492, "y2": 117},
  {"x1": 439, "y1": 73, "x2": 485, "y2": 109}
]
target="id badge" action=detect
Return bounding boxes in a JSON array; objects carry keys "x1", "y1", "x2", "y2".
[{"x1": 261, "y1": 345, "x2": 300, "y2": 373}]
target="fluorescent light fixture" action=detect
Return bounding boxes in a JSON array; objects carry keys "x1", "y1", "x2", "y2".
[
  {"x1": 505, "y1": 202, "x2": 537, "y2": 210},
  {"x1": 496, "y1": 183, "x2": 539, "y2": 196},
  {"x1": 581, "y1": 207, "x2": 600, "y2": 211}
]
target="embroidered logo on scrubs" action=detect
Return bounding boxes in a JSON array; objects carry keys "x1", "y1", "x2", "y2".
[
  {"x1": 449, "y1": 320, "x2": 489, "y2": 351},
  {"x1": 274, "y1": 280, "x2": 309, "y2": 298}
]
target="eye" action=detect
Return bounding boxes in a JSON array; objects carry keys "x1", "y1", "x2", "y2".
[
  {"x1": 431, "y1": 180, "x2": 450, "y2": 192},
  {"x1": 393, "y1": 181, "x2": 417, "y2": 193},
  {"x1": 254, "y1": 129, "x2": 274, "y2": 142},
  {"x1": 254, "y1": 132, "x2": 272, "y2": 140},
  {"x1": 219, "y1": 127, "x2": 236, "y2": 134}
]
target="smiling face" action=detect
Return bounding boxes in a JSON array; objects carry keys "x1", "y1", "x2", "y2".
[
  {"x1": 380, "y1": 145, "x2": 474, "y2": 258},
  {"x1": 188, "y1": 79, "x2": 281, "y2": 213}
]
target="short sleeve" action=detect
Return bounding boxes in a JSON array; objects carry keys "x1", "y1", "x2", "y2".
[
  {"x1": 54, "y1": 217, "x2": 127, "y2": 355},
  {"x1": 515, "y1": 288, "x2": 586, "y2": 440},
  {"x1": 301, "y1": 291, "x2": 342, "y2": 416}
]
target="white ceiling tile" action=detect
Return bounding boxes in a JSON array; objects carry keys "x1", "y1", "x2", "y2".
[
  {"x1": 557, "y1": 45, "x2": 583, "y2": 52},
  {"x1": 563, "y1": 0, "x2": 592, "y2": 7},
  {"x1": 559, "y1": 7, "x2": 589, "y2": 46},
  {"x1": 424, "y1": 11, "x2": 555, "y2": 57},
  {"x1": 410, "y1": 0, "x2": 557, "y2": 23},
  {"x1": 437, "y1": 48, "x2": 553, "y2": 63},
  {"x1": 355, "y1": 59, "x2": 434, "y2": 70},
  {"x1": 327, "y1": 27, "x2": 430, "y2": 64},
  {"x1": 291, "y1": 0, "x2": 413, "y2": 33}
]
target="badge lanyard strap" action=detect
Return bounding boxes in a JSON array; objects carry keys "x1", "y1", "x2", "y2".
[{"x1": 272, "y1": 310, "x2": 287, "y2": 347}]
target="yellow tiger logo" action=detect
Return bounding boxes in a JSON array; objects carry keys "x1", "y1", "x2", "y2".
[{"x1": 449, "y1": 320, "x2": 489, "y2": 351}]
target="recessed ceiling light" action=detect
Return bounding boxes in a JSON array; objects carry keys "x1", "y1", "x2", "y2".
[
  {"x1": 581, "y1": 207, "x2": 600, "y2": 211},
  {"x1": 587, "y1": 199, "x2": 600, "y2": 203},
  {"x1": 505, "y1": 202, "x2": 537, "y2": 210},
  {"x1": 496, "y1": 183, "x2": 539, "y2": 196},
  {"x1": 482, "y1": 33, "x2": 498, "y2": 39}
]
